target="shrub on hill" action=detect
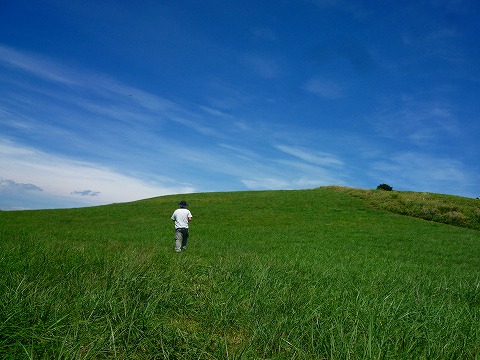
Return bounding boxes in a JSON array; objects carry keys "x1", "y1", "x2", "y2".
[{"x1": 376, "y1": 183, "x2": 393, "y2": 191}]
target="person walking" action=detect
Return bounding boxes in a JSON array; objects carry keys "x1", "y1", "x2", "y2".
[{"x1": 171, "y1": 200, "x2": 192, "y2": 252}]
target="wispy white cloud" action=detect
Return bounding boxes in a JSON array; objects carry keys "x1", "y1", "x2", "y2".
[
  {"x1": 199, "y1": 106, "x2": 235, "y2": 120},
  {"x1": 0, "y1": 45, "x2": 79, "y2": 85},
  {"x1": 371, "y1": 152, "x2": 471, "y2": 194},
  {"x1": 218, "y1": 143, "x2": 258, "y2": 161},
  {"x1": 243, "y1": 53, "x2": 282, "y2": 79},
  {"x1": 241, "y1": 178, "x2": 290, "y2": 190},
  {"x1": 275, "y1": 145, "x2": 344, "y2": 166},
  {"x1": 303, "y1": 77, "x2": 346, "y2": 99},
  {"x1": 0, "y1": 44, "x2": 252, "y2": 190},
  {"x1": 237, "y1": 143, "x2": 348, "y2": 191},
  {"x1": 276, "y1": 158, "x2": 348, "y2": 187},
  {"x1": 0, "y1": 139, "x2": 195, "y2": 209},
  {"x1": 0, "y1": 44, "x2": 221, "y2": 139},
  {"x1": 241, "y1": 169, "x2": 344, "y2": 191},
  {"x1": 401, "y1": 32, "x2": 469, "y2": 78},
  {"x1": 373, "y1": 96, "x2": 460, "y2": 146},
  {"x1": 1, "y1": 44, "x2": 308, "y2": 202}
]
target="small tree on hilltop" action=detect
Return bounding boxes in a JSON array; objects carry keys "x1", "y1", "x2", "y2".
[{"x1": 377, "y1": 183, "x2": 393, "y2": 191}]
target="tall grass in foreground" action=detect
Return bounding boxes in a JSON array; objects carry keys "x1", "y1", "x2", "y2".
[{"x1": 1, "y1": 188, "x2": 479, "y2": 359}]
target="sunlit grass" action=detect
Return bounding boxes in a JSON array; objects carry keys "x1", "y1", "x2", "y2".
[
  {"x1": 1, "y1": 188, "x2": 479, "y2": 358},
  {"x1": 329, "y1": 185, "x2": 480, "y2": 230}
]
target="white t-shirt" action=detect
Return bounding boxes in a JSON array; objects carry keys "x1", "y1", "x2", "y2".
[{"x1": 171, "y1": 208, "x2": 192, "y2": 229}]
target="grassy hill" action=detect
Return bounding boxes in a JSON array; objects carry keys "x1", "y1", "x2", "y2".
[{"x1": 1, "y1": 187, "x2": 479, "y2": 359}]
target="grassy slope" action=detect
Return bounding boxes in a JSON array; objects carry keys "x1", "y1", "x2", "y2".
[
  {"x1": 0, "y1": 187, "x2": 479, "y2": 359},
  {"x1": 332, "y1": 186, "x2": 480, "y2": 231}
]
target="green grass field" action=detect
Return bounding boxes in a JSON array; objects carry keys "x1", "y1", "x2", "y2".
[{"x1": 1, "y1": 187, "x2": 479, "y2": 359}]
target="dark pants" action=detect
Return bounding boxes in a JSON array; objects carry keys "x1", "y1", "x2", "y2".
[{"x1": 175, "y1": 228, "x2": 189, "y2": 251}]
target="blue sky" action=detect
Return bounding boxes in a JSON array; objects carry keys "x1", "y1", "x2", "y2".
[{"x1": 1, "y1": 0, "x2": 479, "y2": 210}]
